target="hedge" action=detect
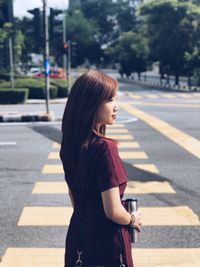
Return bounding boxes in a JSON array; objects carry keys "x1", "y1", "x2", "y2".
[
  {"x1": 50, "y1": 79, "x2": 68, "y2": 98},
  {"x1": 0, "y1": 79, "x2": 58, "y2": 99},
  {"x1": 28, "y1": 85, "x2": 57, "y2": 99},
  {"x1": 0, "y1": 88, "x2": 29, "y2": 104}
]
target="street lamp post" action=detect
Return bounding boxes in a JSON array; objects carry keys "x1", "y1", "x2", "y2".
[{"x1": 42, "y1": 0, "x2": 50, "y2": 114}]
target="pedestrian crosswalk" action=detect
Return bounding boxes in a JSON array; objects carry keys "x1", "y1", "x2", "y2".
[
  {"x1": 126, "y1": 92, "x2": 200, "y2": 100},
  {"x1": 1, "y1": 124, "x2": 200, "y2": 267}
]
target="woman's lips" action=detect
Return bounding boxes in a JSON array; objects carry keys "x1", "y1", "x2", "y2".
[{"x1": 112, "y1": 115, "x2": 117, "y2": 119}]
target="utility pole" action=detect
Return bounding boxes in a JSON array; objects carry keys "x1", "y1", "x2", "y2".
[
  {"x1": 67, "y1": 40, "x2": 72, "y2": 91},
  {"x1": 62, "y1": 10, "x2": 67, "y2": 78},
  {"x1": 42, "y1": 0, "x2": 50, "y2": 114},
  {"x1": 9, "y1": 35, "x2": 14, "y2": 88}
]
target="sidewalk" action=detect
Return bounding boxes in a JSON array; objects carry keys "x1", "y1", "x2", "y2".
[{"x1": 0, "y1": 98, "x2": 67, "y2": 123}]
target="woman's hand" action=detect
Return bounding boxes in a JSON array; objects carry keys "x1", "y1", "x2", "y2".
[{"x1": 132, "y1": 210, "x2": 142, "y2": 232}]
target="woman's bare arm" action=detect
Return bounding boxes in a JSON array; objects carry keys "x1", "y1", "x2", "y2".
[{"x1": 101, "y1": 187, "x2": 141, "y2": 231}]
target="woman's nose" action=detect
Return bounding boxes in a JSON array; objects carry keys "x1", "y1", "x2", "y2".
[{"x1": 114, "y1": 103, "x2": 119, "y2": 111}]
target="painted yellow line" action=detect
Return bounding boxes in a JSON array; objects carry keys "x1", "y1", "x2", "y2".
[
  {"x1": 119, "y1": 102, "x2": 200, "y2": 159},
  {"x1": 125, "y1": 181, "x2": 175, "y2": 194},
  {"x1": 133, "y1": 164, "x2": 159, "y2": 173},
  {"x1": 1, "y1": 248, "x2": 200, "y2": 267},
  {"x1": 160, "y1": 93, "x2": 176, "y2": 99},
  {"x1": 131, "y1": 101, "x2": 200, "y2": 108},
  {"x1": 17, "y1": 206, "x2": 200, "y2": 226},
  {"x1": 42, "y1": 164, "x2": 63, "y2": 174},
  {"x1": 106, "y1": 128, "x2": 129, "y2": 133},
  {"x1": 145, "y1": 94, "x2": 159, "y2": 99},
  {"x1": 106, "y1": 134, "x2": 134, "y2": 140},
  {"x1": 32, "y1": 182, "x2": 68, "y2": 194},
  {"x1": 52, "y1": 142, "x2": 60, "y2": 149},
  {"x1": 18, "y1": 207, "x2": 73, "y2": 226},
  {"x1": 133, "y1": 248, "x2": 200, "y2": 267},
  {"x1": 118, "y1": 142, "x2": 140, "y2": 148},
  {"x1": 119, "y1": 151, "x2": 148, "y2": 159}
]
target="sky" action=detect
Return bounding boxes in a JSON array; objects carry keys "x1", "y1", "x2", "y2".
[{"x1": 13, "y1": 0, "x2": 69, "y2": 18}]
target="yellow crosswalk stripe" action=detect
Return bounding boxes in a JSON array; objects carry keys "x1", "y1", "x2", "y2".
[
  {"x1": 0, "y1": 248, "x2": 64, "y2": 267},
  {"x1": 32, "y1": 180, "x2": 174, "y2": 194},
  {"x1": 107, "y1": 124, "x2": 124, "y2": 128},
  {"x1": 32, "y1": 182, "x2": 68, "y2": 194},
  {"x1": 52, "y1": 142, "x2": 60, "y2": 149},
  {"x1": 106, "y1": 128, "x2": 129, "y2": 133},
  {"x1": 177, "y1": 93, "x2": 192, "y2": 98},
  {"x1": 131, "y1": 101, "x2": 200, "y2": 108},
  {"x1": 129, "y1": 93, "x2": 142, "y2": 99},
  {"x1": 42, "y1": 164, "x2": 63, "y2": 174},
  {"x1": 119, "y1": 102, "x2": 200, "y2": 159},
  {"x1": 48, "y1": 152, "x2": 60, "y2": 159},
  {"x1": 1, "y1": 248, "x2": 200, "y2": 267},
  {"x1": 125, "y1": 181, "x2": 175, "y2": 194},
  {"x1": 160, "y1": 93, "x2": 176, "y2": 99},
  {"x1": 142, "y1": 206, "x2": 200, "y2": 225},
  {"x1": 119, "y1": 151, "x2": 148, "y2": 159},
  {"x1": 145, "y1": 94, "x2": 159, "y2": 99},
  {"x1": 133, "y1": 164, "x2": 159, "y2": 173},
  {"x1": 106, "y1": 134, "x2": 134, "y2": 140},
  {"x1": 133, "y1": 248, "x2": 200, "y2": 267},
  {"x1": 192, "y1": 93, "x2": 200, "y2": 97},
  {"x1": 18, "y1": 207, "x2": 73, "y2": 226},
  {"x1": 118, "y1": 142, "x2": 140, "y2": 148},
  {"x1": 18, "y1": 206, "x2": 200, "y2": 226}
]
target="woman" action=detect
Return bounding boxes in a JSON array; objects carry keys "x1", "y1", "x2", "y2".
[{"x1": 60, "y1": 70, "x2": 142, "y2": 267}]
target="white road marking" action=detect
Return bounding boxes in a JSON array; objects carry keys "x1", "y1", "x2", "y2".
[{"x1": 0, "y1": 142, "x2": 16, "y2": 146}]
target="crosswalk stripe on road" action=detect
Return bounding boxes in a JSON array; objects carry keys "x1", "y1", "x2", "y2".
[
  {"x1": 32, "y1": 180, "x2": 174, "y2": 194},
  {"x1": 1, "y1": 248, "x2": 200, "y2": 267},
  {"x1": 17, "y1": 206, "x2": 200, "y2": 226}
]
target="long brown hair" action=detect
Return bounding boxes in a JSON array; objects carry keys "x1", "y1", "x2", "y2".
[{"x1": 60, "y1": 70, "x2": 118, "y2": 174}]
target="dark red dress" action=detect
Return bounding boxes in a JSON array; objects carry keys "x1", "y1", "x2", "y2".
[{"x1": 60, "y1": 136, "x2": 133, "y2": 267}]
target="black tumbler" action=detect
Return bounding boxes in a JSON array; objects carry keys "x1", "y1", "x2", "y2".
[{"x1": 124, "y1": 198, "x2": 138, "y2": 243}]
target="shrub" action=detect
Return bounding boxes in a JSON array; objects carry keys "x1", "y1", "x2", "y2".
[
  {"x1": 0, "y1": 78, "x2": 58, "y2": 99},
  {"x1": 0, "y1": 73, "x2": 27, "y2": 81},
  {"x1": 50, "y1": 79, "x2": 68, "y2": 98},
  {"x1": 0, "y1": 88, "x2": 29, "y2": 104},
  {"x1": 28, "y1": 85, "x2": 57, "y2": 99}
]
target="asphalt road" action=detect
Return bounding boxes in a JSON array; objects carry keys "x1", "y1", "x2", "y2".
[{"x1": 0, "y1": 82, "x2": 200, "y2": 266}]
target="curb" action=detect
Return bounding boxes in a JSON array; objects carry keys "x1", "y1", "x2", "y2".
[
  {"x1": 0, "y1": 112, "x2": 55, "y2": 123},
  {"x1": 118, "y1": 78, "x2": 200, "y2": 92}
]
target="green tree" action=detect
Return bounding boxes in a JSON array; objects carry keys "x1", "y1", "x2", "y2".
[
  {"x1": 0, "y1": 22, "x2": 12, "y2": 71},
  {"x1": 141, "y1": 0, "x2": 200, "y2": 85},
  {"x1": 115, "y1": 0, "x2": 138, "y2": 32},
  {"x1": 81, "y1": 0, "x2": 116, "y2": 44},
  {"x1": 65, "y1": 9, "x2": 101, "y2": 66},
  {"x1": 112, "y1": 31, "x2": 148, "y2": 77},
  {"x1": 0, "y1": 19, "x2": 25, "y2": 73},
  {"x1": 13, "y1": 29, "x2": 24, "y2": 69}
]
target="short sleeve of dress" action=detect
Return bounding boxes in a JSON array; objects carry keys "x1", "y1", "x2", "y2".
[{"x1": 96, "y1": 139, "x2": 128, "y2": 192}]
